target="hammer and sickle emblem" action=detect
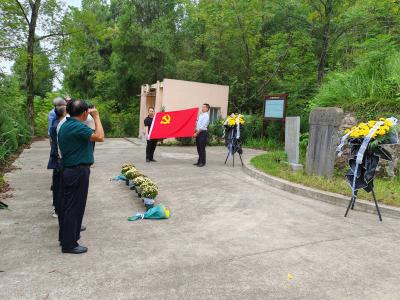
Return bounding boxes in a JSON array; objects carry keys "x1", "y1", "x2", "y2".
[{"x1": 160, "y1": 114, "x2": 171, "y2": 125}]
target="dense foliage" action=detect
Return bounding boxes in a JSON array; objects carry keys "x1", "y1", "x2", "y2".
[
  {"x1": 311, "y1": 50, "x2": 400, "y2": 119},
  {"x1": 1, "y1": 0, "x2": 400, "y2": 160},
  {"x1": 0, "y1": 76, "x2": 31, "y2": 165},
  {"x1": 57, "y1": 0, "x2": 400, "y2": 127}
]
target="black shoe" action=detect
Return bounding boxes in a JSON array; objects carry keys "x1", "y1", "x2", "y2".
[
  {"x1": 150, "y1": 159, "x2": 157, "y2": 162},
  {"x1": 197, "y1": 163, "x2": 205, "y2": 167},
  {"x1": 193, "y1": 162, "x2": 199, "y2": 166},
  {"x1": 146, "y1": 159, "x2": 150, "y2": 162},
  {"x1": 62, "y1": 245, "x2": 88, "y2": 254},
  {"x1": 80, "y1": 225, "x2": 86, "y2": 232}
]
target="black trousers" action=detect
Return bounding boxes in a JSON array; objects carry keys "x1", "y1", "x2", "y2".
[
  {"x1": 146, "y1": 139, "x2": 157, "y2": 160},
  {"x1": 196, "y1": 131, "x2": 208, "y2": 164},
  {"x1": 52, "y1": 168, "x2": 64, "y2": 243},
  {"x1": 61, "y1": 166, "x2": 90, "y2": 249},
  {"x1": 52, "y1": 169, "x2": 63, "y2": 212}
]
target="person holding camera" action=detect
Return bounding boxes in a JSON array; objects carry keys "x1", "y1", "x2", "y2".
[
  {"x1": 85, "y1": 104, "x2": 96, "y2": 153},
  {"x1": 58, "y1": 100, "x2": 104, "y2": 254}
]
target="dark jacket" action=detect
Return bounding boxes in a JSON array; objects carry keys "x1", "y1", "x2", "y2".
[{"x1": 47, "y1": 120, "x2": 62, "y2": 170}]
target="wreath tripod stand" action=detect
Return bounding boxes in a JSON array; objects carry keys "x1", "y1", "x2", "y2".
[
  {"x1": 224, "y1": 129, "x2": 243, "y2": 167},
  {"x1": 344, "y1": 186, "x2": 382, "y2": 222}
]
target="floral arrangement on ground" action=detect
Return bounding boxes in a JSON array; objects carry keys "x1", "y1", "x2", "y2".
[{"x1": 120, "y1": 163, "x2": 159, "y2": 210}]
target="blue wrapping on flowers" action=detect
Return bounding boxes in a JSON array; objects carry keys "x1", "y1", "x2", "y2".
[{"x1": 128, "y1": 204, "x2": 170, "y2": 221}]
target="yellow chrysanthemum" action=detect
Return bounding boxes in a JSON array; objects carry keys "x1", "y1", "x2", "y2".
[
  {"x1": 384, "y1": 120, "x2": 393, "y2": 127},
  {"x1": 227, "y1": 119, "x2": 236, "y2": 126},
  {"x1": 377, "y1": 129, "x2": 386, "y2": 136},
  {"x1": 350, "y1": 131, "x2": 359, "y2": 138}
]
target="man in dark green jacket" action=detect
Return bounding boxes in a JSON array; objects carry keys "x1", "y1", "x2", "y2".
[{"x1": 58, "y1": 100, "x2": 104, "y2": 254}]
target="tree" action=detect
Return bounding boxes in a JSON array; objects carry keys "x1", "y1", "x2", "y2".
[
  {"x1": 0, "y1": 0, "x2": 64, "y2": 133},
  {"x1": 57, "y1": 0, "x2": 400, "y2": 122},
  {"x1": 12, "y1": 44, "x2": 54, "y2": 97}
]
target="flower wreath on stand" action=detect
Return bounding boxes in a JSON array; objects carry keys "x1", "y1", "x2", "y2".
[
  {"x1": 337, "y1": 117, "x2": 399, "y2": 220},
  {"x1": 223, "y1": 113, "x2": 245, "y2": 155}
]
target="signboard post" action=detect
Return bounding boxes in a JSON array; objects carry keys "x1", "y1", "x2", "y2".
[{"x1": 262, "y1": 94, "x2": 287, "y2": 141}]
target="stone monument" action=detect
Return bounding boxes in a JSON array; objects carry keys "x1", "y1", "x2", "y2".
[
  {"x1": 284, "y1": 117, "x2": 302, "y2": 171},
  {"x1": 306, "y1": 107, "x2": 344, "y2": 178}
]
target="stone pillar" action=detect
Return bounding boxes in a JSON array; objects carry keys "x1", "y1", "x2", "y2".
[
  {"x1": 285, "y1": 117, "x2": 302, "y2": 170},
  {"x1": 306, "y1": 107, "x2": 343, "y2": 178}
]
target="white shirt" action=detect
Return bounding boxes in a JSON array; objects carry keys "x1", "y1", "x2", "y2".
[
  {"x1": 84, "y1": 114, "x2": 96, "y2": 130},
  {"x1": 56, "y1": 114, "x2": 69, "y2": 134},
  {"x1": 196, "y1": 112, "x2": 209, "y2": 131},
  {"x1": 56, "y1": 115, "x2": 69, "y2": 158}
]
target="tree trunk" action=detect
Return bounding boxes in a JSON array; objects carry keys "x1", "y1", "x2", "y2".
[
  {"x1": 317, "y1": 0, "x2": 332, "y2": 85},
  {"x1": 26, "y1": 0, "x2": 41, "y2": 135}
]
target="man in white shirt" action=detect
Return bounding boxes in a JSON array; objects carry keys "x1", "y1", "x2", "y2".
[{"x1": 193, "y1": 103, "x2": 210, "y2": 167}]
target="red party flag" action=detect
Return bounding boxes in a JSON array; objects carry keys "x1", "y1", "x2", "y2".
[{"x1": 148, "y1": 107, "x2": 199, "y2": 139}]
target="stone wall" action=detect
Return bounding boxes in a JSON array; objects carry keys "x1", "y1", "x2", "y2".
[
  {"x1": 306, "y1": 108, "x2": 343, "y2": 178},
  {"x1": 335, "y1": 113, "x2": 357, "y2": 170}
]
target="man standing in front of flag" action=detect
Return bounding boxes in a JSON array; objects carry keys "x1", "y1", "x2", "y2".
[
  {"x1": 193, "y1": 103, "x2": 210, "y2": 167},
  {"x1": 144, "y1": 107, "x2": 158, "y2": 162}
]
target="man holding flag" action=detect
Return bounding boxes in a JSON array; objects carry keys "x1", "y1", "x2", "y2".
[
  {"x1": 147, "y1": 107, "x2": 199, "y2": 140},
  {"x1": 147, "y1": 105, "x2": 209, "y2": 166},
  {"x1": 144, "y1": 107, "x2": 157, "y2": 162},
  {"x1": 193, "y1": 103, "x2": 210, "y2": 167}
]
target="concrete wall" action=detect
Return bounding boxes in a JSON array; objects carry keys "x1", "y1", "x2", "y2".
[
  {"x1": 138, "y1": 79, "x2": 229, "y2": 138},
  {"x1": 162, "y1": 79, "x2": 228, "y2": 115}
]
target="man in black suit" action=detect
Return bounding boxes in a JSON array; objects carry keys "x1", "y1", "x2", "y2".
[{"x1": 144, "y1": 107, "x2": 158, "y2": 162}]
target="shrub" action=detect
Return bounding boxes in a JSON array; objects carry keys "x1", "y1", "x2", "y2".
[
  {"x1": 94, "y1": 99, "x2": 139, "y2": 137},
  {"x1": 34, "y1": 95, "x2": 53, "y2": 137},
  {"x1": 176, "y1": 137, "x2": 193, "y2": 146},
  {"x1": 310, "y1": 50, "x2": 400, "y2": 118},
  {"x1": 243, "y1": 137, "x2": 283, "y2": 151},
  {"x1": 240, "y1": 114, "x2": 263, "y2": 142},
  {"x1": 0, "y1": 76, "x2": 32, "y2": 164},
  {"x1": 208, "y1": 119, "x2": 224, "y2": 145}
]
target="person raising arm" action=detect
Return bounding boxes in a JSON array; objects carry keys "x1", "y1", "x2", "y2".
[{"x1": 89, "y1": 107, "x2": 104, "y2": 142}]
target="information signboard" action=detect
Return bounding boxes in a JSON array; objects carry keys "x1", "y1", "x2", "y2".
[
  {"x1": 263, "y1": 94, "x2": 287, "y2": 120},
  {"x1": 262, "y1": 94, "x2": 288, "y2": 141},
  {"x1": 264, "y1": 99, "x2": 285, "y2": 118}
]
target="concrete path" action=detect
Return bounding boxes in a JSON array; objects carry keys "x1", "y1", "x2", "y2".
[{"x1": 1, "y1": 138, "x2": 400, "y2": 299}]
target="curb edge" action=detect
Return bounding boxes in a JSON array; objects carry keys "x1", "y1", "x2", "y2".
[{"x1": 242, "y1": 156, "x2": 400, "y2": 220}]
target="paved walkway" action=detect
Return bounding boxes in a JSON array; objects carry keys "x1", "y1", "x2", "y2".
[{"x1": 1, "y1": 139, "x2": 400, "y2": 299}]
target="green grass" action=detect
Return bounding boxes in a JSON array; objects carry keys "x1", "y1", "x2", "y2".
[
  {"x1": 251, "y1": 151, "x2": 400, "y2": 207},
  {"x1": 243, "y1": 138, "x2": 283, "y2": 151}
]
